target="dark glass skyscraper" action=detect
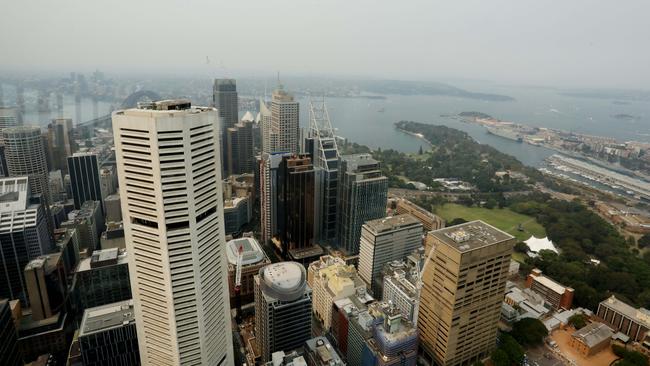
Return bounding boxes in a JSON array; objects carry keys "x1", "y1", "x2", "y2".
[
  {"x1": 0, "y1": 300, "x2": 23, "y2": 366},
  {"x1": 67, "y1": 153, "x2": 103, "y2": 212},
  {"x1": 336, "y1": 154, "x2": 388, "y2": 256},
  {"x1": 213, "y1": 78, "x2": 238, "y2": 176},
  {"x1": 226, "y1": 119, "x2": 254, "y2": 174}
]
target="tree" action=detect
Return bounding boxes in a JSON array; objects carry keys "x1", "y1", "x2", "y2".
[
  {"x1": 449, "y1": 218, "x2": 467, "y2": 226},
  {"x1": 418, "y1": 145, "x2": 423, "y2": 155},
  {"x1": 500, "y1": 334, "x2": 525, "y2": 364},
  {"x1": 511, "y1": 318, "x2": 548, "y2": 346},
  {"x1": 639, "y1": 234, "x2": 650, "y2": 248},
  {"x1": 485, "y1": 198, "x2": 498, "y2": 209},
  {"x1": 490, "y1": 349, "x2": 509, "y2": 366},
  {"x1": 514, "y1": 242, "x2": 530, "y2": 253},
  {"x1": 568, "y1": 313, "x2": 587, "y2": 329}
]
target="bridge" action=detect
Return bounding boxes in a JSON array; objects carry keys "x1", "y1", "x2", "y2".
[{"x1": 76, "y1": 90, "x2": 162, "y2": 131}]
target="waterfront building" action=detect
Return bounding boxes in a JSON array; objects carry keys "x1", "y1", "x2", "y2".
[
  {"x1": 67, "y1": 153, "x2": 103, "y2": 212},
  {"x1": 337, "y1": 154, "x2": 388, "y2": 257},
  {"x1": 78, "y1": 300, "x2": 140, "y2": 366},
  {"x1": 418, "y1": 221, "x2": 515, "y2": 366},
  {"x1": 525, "y1": 268, "x2": 574, "y2": 310},
  {"x1": 0, "y1": 177, "x2": 51, "y2": 304},
  {"x1": 112, "y1": 100, "x2": 234, "y2": 365},
  {"x1": 358, "y1": 214, "x2": 422, "y2": 297},
  {"x1": 254, "y1": 262, "x2": 312, "y2": 363}
]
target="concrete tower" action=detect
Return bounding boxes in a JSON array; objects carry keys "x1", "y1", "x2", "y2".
[
  {"x1": 261, "y1": 88, "x2": 299, "y2": 154},
  {"x1": 113, "y1": 100, "x2": 234, "y2": 366},
  {"x1": 418, "y1": 221, "x2": 514, "y2": 366}
]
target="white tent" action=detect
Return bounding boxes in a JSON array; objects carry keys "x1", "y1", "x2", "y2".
[{"x1": 525, "y1": 236, "x2": 558, "y2": 255}]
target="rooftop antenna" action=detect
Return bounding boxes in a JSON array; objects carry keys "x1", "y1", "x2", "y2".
[{"x1": 277, "y1": 71, "x2": 283, "y2": 90}]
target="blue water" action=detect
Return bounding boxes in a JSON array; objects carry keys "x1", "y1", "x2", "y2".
[{"x1": 297, "y1": 83, "x2": 650, "y2": 167}]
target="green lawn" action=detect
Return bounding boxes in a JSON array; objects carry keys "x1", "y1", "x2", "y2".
[{"x1": 435, "y1": 203, "x2": 546, "y2": 243}]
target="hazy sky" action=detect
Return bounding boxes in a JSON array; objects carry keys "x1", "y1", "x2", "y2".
[{"x1": 1, "y1": 0, "x2": 649, "y2": 88}]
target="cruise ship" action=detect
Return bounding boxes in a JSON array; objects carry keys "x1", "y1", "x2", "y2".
[{"x1": 486, "y1": 126, "x2": 523, "y2": 142}]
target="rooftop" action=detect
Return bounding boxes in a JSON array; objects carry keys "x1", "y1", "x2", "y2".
[
  {"x1": 226, "y1": 237, "x2": 266, "y2": 266},
  {"x1": 531, "y1": 271, "x2": 571, "y2": 294},
  {"x1": 305, "y1": 337, "x2": 343, "y2": 365},
  {"x1": 0, "y1": 177, "x2": 29, "y2": 212},
  {"x1": 363, "y1": 214, "x2": 422, "y2": 234},
  {"x1": 259, "y1": 262, "x2": 309, "y2": 302},
  {"x1": 572, "y1": 322, "x2": 614, "y2": 348},
  {"x1": 600, "y1": 296, "x2": 650, "y2": 328},
  {"x1": 77, "y1": 249, "x2": 128, "y2": 272},
  {"x1": 79, "y1": 300, "x2": 135, "y2": 337},
  {"x1": 430, "y1": 220, "x2": 514, "y2": 252},
  {"x1": 24, "y1": 253, "x2": 61, "y2": 273}
]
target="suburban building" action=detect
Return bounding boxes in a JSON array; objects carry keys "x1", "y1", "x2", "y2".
[
  {"x1": 569, "y1": 322, "x2": 614, "y2": 357},
  {"x1": 525, "y1": 269, "x2": 574, "y2": 310},
  {"x1": 597, "y1": 295, "x2": 650, "y2": 342}
]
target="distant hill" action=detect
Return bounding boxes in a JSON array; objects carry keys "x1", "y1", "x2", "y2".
[{"x1": 359, "y1": 80, "x2": 515, "y2": 101}]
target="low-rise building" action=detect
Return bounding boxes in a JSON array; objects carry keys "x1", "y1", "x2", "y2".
[
  {"x1": 597, "y1": 295, "x2": 650, "y2": 342},
  {"x1": 569, "y1": 322, "x2": 614, "y2": 357},
  {"x1": 394, "y1": 198, "x2": 445, "y2": 231},
  {"x1": 525, "y1": 268, "x2": 574, "y2": 310}
]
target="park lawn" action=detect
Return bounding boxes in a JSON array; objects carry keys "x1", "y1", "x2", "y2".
[{"x1": 435, "y1": 203, "x2": 546, "y2": 242}]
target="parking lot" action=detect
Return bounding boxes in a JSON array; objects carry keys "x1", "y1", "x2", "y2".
[{"x1": 526, "y1": 345, "x2": 565, "y2": 366}]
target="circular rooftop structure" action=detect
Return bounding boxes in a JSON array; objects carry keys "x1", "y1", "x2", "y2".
[
  {"x1": 226, "y1": 237, "x2": 265, "y2": 266},
  {"x1": 259, "y1": 262, "x2": 307, "y2": 302}
]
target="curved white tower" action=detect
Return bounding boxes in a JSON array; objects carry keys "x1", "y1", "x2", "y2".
[{"x1": 112, "y1": 100, "x2": 234, "y2": 366}]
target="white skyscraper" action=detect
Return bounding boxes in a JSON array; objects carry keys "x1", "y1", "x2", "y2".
[
  {"x1": 261, "y1": 88, "x2": 299, "y2": 154},
  {"x1": 112, "y1": 100, "x2": 234, "y2": 366}
]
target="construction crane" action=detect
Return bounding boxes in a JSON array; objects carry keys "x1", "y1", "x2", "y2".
[{"x1": 234, "y1": 244, "x2": 243, "y2": 323}]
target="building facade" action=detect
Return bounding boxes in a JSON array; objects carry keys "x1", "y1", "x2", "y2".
[
  {"x1": 597, "y1": 295, "x2": 650, "y2": 342},
  {"x1": 261, "y1": 88, "x2": 299, "y2": 155},
  {"x1": 358, "y1": 214, "x2": 423, "y2": 297},
  {"x1": 226, "y1": 119, "x2": 254, "y2": 175},
  {"x1": 337, "y1": 154, "x2": 388, "y2": 257},
  {"x1": 75, "y1": 248, "x2": 131, "y2": 311},
  {"x1": 525, "y1": 269, "x2": 574, "y2": 310},
  {"x1": 254, "y1": 262, "x2": 312, "y2": 363},
  {"x1": 418, "y1": 221, "x2": 515, "y2": 366},
  {"x1": 47, "y1": 118, "x2": 75, "y2": 173},
  {"x1": 67, "y1": 153, "x2": 104, "y2": 212},
  {"x1": 78, "y1": 300, "x2": 140, "y2": 366},
  {"x1": 394, "y1": 198, "x2": 445, "y2": 231},
  {"x1": 213, "y1": 79, "x2": 239, "y2": 177},
  {"x1": 0, "y1": 177, "x2": 51, "y2": 304},
  {"x1": 113, "y1": 100, "x2": 234, "y2": 366},
  {"x1": 0, "y1": 299, "x2": 22, "y2": 366}
]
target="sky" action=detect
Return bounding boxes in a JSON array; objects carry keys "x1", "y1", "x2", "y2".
[{"x1": 1, "y1": 0, "x2": 649, "y2": 89}]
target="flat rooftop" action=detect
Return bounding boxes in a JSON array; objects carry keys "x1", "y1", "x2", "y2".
[
  {"x1": 77, "y1": 249, "x2": 128, "y2": 272},
  {"x1": 430, "y1": 220, "x2": 514, "y2": 252},
  {"x1": 226, "y1": 237, "x2": 266, "y2": 266},
  {"x1": 363, "y1": 214, "x2": 421, "y2": 234},
  {"x1": 601, "y1": 296, "x2": 650, "y2": 328},
  {"x1": 532, "y1": 273, "x2": 570, "y2": 294},
  {"x1": 79, "y1": 299, "x2": 135, "y2": 337}
]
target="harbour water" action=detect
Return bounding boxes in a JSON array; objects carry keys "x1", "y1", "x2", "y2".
[{"x1": 297, "y1": 82, "x2": 650, "y2": 167}]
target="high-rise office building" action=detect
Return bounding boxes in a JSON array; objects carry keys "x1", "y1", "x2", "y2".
[
  {"x1": 418, "y1": 221, "x2": 515, "y2": 366},
  {"x1": 305, "y1": 100, "x2": 339, "y2": 245},
  {"x1": 113, "y1": 99, "x2": 234, "y2": 366},
  {"x1": 75, "y1": 248, "x2": 131, "y2": 311},
  {"x1": 336, "y1": 154, "x2": 388, "y2": 257},
  {"x1": 67, "y1": 153, "x2": 103, "y2": 212},
  {"x1": 0, "y1": 299, "x2": 22, "y2": 366},
  {"x1": 78, "y1": 299, "x2": 140, "y2": 366},
  {"x1": 24, "y1": 253, "x2": 67, "y2": 321},
  {"x1": 381, "y1": 248, "x2": 425, "y2": 323},
  {"x1": 99, "y1": 166, "x2": 116, "y2": 199},
  {"x1": 3, "y1": 126, "x2": 52, "y2": 209},
  {"x1": 259, "y1": 152, "x2": 290, "y2": 245},
  {"x1": 358, "y1": 214, "x2": 423, "y2": 297},
  {"x1": 261, "y1": 88, "x2": 299, "y2": 155},
  {"x1": 226, "y1": 119, "x2": 254, "y2": 175},
  {"x1": 275, "y1": 154, "x2": 320, "y2": 262},
  {"x1": 61, "y1": 200, "x2": 104, "y2": 255},
  {"x1": 0, "y1": 177, "x2": 51, "y2": 304},
  {"x1": 213, "y1": 79, "x2": 238, "y2": 177},
  {"x1": 254, "y1": 262, "x2": 312, "y2": 363},
  {"x1": 0, "y1": 107, "x2": 22, "y2": 143},
  {"x1": 47, "y1": 118, "x2": 75, "y2": 173}
]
